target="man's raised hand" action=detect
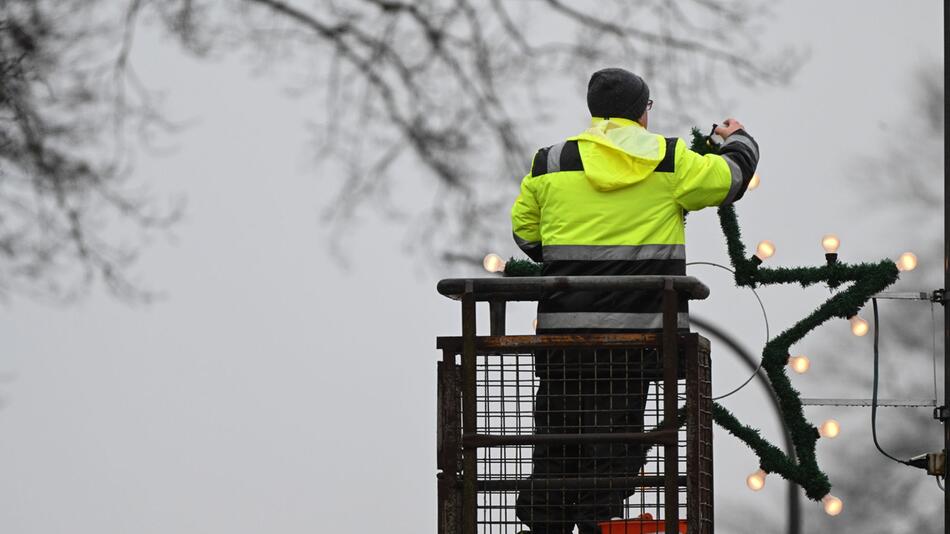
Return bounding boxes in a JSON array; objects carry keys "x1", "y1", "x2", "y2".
[{"x1": 714, "y1": 118, "x2": 745, "y2": 139}]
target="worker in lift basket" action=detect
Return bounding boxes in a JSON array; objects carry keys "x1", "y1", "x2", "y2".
[{"x1": 510, "y1": 67, "x2": 759, "y2": 533}]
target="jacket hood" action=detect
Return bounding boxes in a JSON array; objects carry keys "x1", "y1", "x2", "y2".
[{"x1": 572, "y1": 117, "x2": 666, "y2": 192}]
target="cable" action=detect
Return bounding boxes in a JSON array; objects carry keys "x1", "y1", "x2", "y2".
[
  {"x1": 871, "y1": 298, "x2": 912, "y2": 466},
  {"x1": 686, "y1": 261, "x2": 770, "y2": 400},
  {"x1": 937, "y1": 475, "x2": 945, "y2": 492}
]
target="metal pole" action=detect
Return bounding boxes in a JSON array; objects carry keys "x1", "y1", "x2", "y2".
[
  {"x1": 944, "y1": 1, "x2": 949, "y2": 529},
  {"x1": 461, "y1": 282, "x2": 477, "y2": 534}
]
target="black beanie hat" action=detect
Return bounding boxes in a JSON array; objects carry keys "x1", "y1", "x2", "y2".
[{"x1": 587, "y1": 68, "x2": 650, "y2": 122}]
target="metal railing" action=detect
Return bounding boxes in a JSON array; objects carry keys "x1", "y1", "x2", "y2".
[{"x1": 436, "y1": 276, "x2": 714, "y2": 534}]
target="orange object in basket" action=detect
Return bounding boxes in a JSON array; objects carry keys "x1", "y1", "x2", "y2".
[{"x1": 598, "y1": 517, "x2": 688, "y2": 534}]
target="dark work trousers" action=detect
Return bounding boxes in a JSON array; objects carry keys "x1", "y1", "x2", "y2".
[{"x1": 515, "y1": 347, "x2": 659, "y2": 534}]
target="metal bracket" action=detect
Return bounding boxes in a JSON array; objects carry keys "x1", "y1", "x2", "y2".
[
  {"x1": 932, "y1": 288, "x2": 946, "y2": 305},
  {"x1": 934, "y1": 405, "x2": 949, "y2": 422},
  {"x1": 911, "y1": 450, "x2": 948, "y2": 476},
  {"x1": 931, "y1": 450, "x2": 947, "y2": 477}
]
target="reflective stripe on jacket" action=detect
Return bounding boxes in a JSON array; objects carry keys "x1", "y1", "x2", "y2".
[{"x1": 511, "y1": 117, "x2": 759, "y2": 331}]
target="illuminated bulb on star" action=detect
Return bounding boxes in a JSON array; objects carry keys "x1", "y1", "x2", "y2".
[
  {"x1": 819, "y1": 419, "x2": 841, "y2": 439},
  {"x1": 787, "y1": 355, "x2": 810, "y2": 374},
  {"x1": 821, "y1": 235, "x2": 840, "y2": 254},
  {"x1": 755, "y1": 240, "x2": 775, "y2": 261},
  {"x1": 748, "y1": 173, "x2": 761, "y2": 191},
  {"x1": 483, "y1": 253, "x2": 506, "y2": 273},
  {"x1": 746, "y1": 469, "x2": 766, "y2": 491},
  {"x1": 849, "y1": 315, "x2": 869, "y2": 337},
  {"x1": 822, "y1": 494, "x2": 843, "y2": 516},
  {"x1": 896, "y1": 252, "x2": 917, "y2": 272}
]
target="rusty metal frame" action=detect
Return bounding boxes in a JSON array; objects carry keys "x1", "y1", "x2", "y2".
[
  {"x1": 662, "y1": 279, "x2": 680, "y2": 533},
  {"x1": 436, "y1": 275, "x2": 713, "y2": 534}
]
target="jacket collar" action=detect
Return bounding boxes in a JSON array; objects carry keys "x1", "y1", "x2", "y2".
[{"x1": 590, "y1": 116, "x2": 643, "y2": 129}]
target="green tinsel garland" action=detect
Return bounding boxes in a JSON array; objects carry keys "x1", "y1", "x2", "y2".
[
  {"x1": 503, "y1": 127, "x2": 901, "y2": 502},
  {"x1": 504, "y1": 258, "x2": 543, "y2": 277}
]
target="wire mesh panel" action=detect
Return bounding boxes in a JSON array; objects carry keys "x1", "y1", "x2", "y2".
[
  {"x1": 685, "y1": 336, "x2": 713, "y2": 534},
  {"x1": 437, "y1": 334, "x2": 712, "y2": 534}
]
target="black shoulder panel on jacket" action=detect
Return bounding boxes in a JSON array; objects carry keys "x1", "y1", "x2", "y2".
[
  {"x1": 654, "y1": 137, "x2": 677, "y2": 173},
  {"x1": 532, "y1": 141, "x2": 584, "y2": 177},
  {"x1": 531, "y1": 146, "x2": 549, "y2": 177},
  {"x1": 559, "y1": 140, "x2": 583, "y2": 172}
]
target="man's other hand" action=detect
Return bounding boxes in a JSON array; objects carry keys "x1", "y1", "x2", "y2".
[{"x1": 714, "y1": 118, "x2": 745, "y2": 139}]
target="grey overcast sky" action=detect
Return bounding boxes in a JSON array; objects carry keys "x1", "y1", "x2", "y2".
[{"x1": 0, "y1": 2, "x2": 944, "y2": 533}]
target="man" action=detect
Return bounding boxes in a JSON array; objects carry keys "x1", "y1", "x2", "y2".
[{"x1": 510, "y1": 67, "x2": 758, "y2": 533}]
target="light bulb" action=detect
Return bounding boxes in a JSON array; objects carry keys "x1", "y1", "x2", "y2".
[
  {"x1": 755, "y1": 240, "x2": 775, "y2": 261},
  {"x1": 819, "y1": 419, "x2": 840, "y2": 438},
  {"x1": 822, "y1": 494, "x2": 843, "y2": 516},
  {"x1": 896, "y1": 252, "x2": 917, "y2": 272},
  {"x1": 821, "y1": 235, "x2": 840, "y2": 254},
  {"x1": 532, "y1": 318, "x2": 538, "y2": 331},
  {"x1": 849, "y1": 315, "x2": 869, "y2": 337},
  {"x1": 746, "y1": 469, "x2": 766, "y2": 491},
  {"x1": 483, "y1": 253, "x2": 506, "y2": 273},
  {"x1": 748, "y1": 173, "x2": 761, "y2": 191},
  {"x1": 788, "y1": 355, "x2": 810, "y2": 374}
]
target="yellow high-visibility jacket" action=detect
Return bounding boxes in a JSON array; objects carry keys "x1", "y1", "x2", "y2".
[{"x1": 511, "y1": 117, "x2": 759, "y2": 331}]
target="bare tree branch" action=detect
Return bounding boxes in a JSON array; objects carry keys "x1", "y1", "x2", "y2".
[
  {"x1": 142, "y1": 0, "x2": 797, "y2": 265},
  {"x1": 1, "y1": 0, "x2": 803, "y2": 300},
  {"x1": 0, "y1": 0, "x2": 180, "y2": 301}
]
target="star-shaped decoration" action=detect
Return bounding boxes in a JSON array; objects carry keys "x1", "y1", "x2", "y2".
[
  {"x1": 695, "y1": 129, "x2": 900, "y2": 502},
  {"x1": 499, "y1": 129, "x2": 903, "y2": 505}
]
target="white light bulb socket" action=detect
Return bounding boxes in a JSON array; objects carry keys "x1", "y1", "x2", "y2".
[
  {"x1": 788, "y1": 355, "x2": 810, "y2": 374},
  {"x1": 819, "y1": 419, "x2": 841, "y2": 439},
  {"x1": 746, "y1": 469, "x2": 767, "y2": 491},
  {"x1": 822, "y1": 494, "x2": 843, "y2": 516},
  {"x1": 896, "y1": 252, "x2": 917, "y2": 272},
  {"x1": 748, "y1": 173, "x2": 761, "y2": 191},
  {"x1": 482, "y1": 253, "x2": 506, "y2": 274},
  {"x1": 754, "y1": 240, "x2": 775, "y2": 261},
  {"x1": 848, "y1": 314, "x2": 869, "y2": 337},
  {"x1": 821, "y1": 235, "x2": 840, "y2": 254}
]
